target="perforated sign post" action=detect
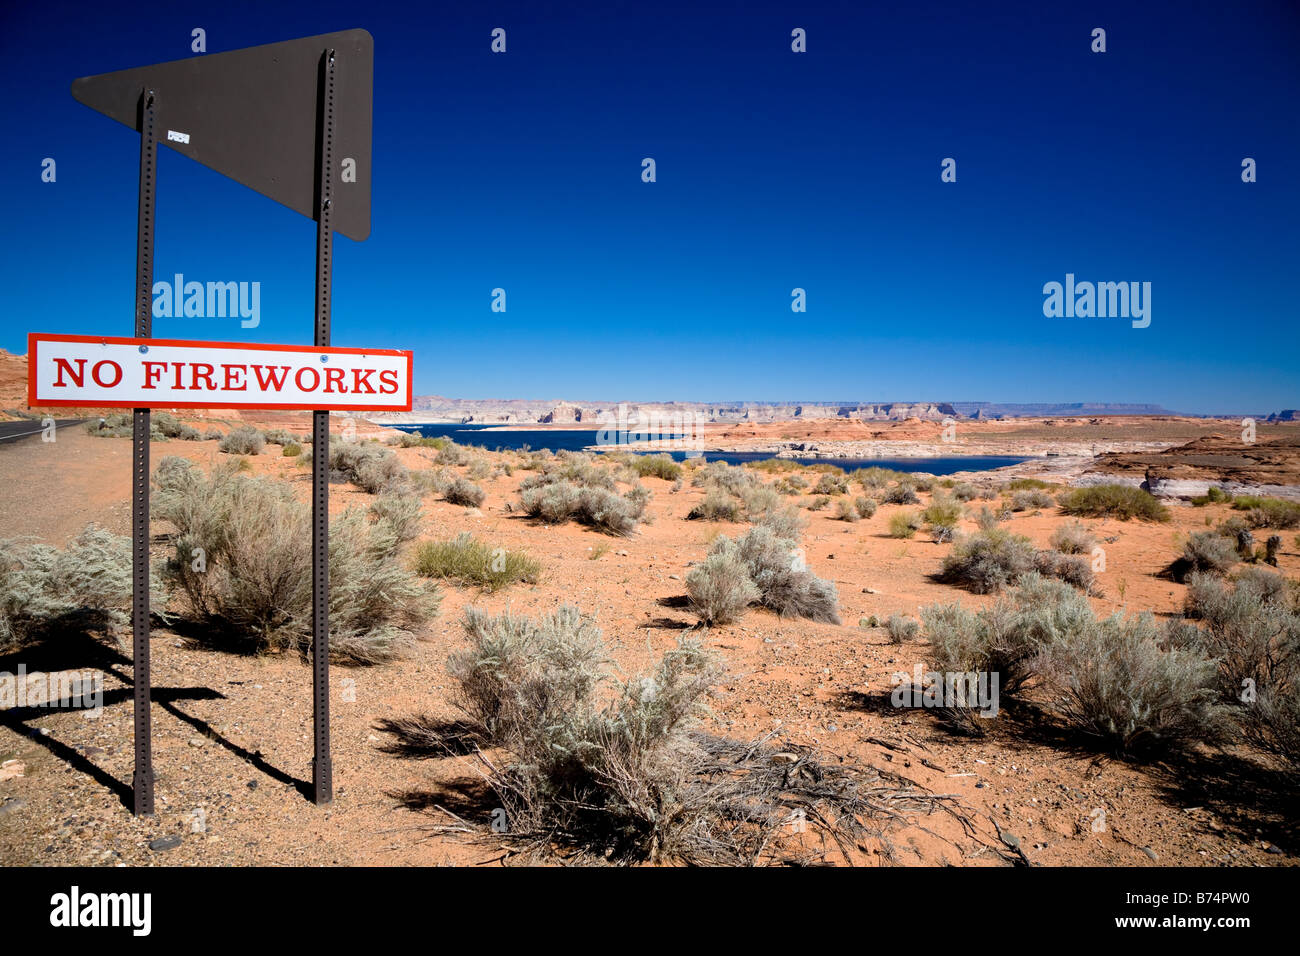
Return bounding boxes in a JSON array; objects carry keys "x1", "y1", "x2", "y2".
[{"x1": 52, "y1": 30, "x2": 381, "y2": 814}]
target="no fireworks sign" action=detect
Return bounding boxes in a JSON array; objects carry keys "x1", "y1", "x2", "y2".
[
  {"x1": 56, "y1": 28, "x2": 377, "y2": 814},
  {"x1": 29, "y1": 334, "x2": 412, "y2": 411}
]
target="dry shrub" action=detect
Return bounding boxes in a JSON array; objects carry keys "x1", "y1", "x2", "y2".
[
  {"x1": 833, "y1": 498, "x2": 859, "y2": 522},
  {"x1": 521, "y1": 481, "x2": 578, "y2": 522},
  {"x1": 520, "y1": 479, "x2": 645, "y2": 535},
  {"x1": 434, "y1": 441, "x2": 468, "y2": 465},
  {"x1": 405, "y1": 606, "x2": 942, "y2": 864},
  {"x1": 445, "y1": 477, "x2": 486, "y2": 507},
  {"x1": 886, "y1": 614, "x2": 918, "y2": 644},
  {"x1": 1229, "y1": 565, "x2": 1296, "y2": 607},
  {"x1": 883, "y1": 483, "x2": 920, "y2": 505},
  {"x1": 85, "y1": 414, "x2": 135, "y2": 438},
  {"x1": 153, "y1": 457, "x2": 436, "y2": 663},
  {"x1": 951, "y1": 483, "x2": 978, "y2": 502},
  {"x1": 690, "y1": 460, "x2": 758, "y2": 496},
  {"x1": 516, "y1": 456, "x2": 647, "y2": 534},
  {"x1": 1169, "y1": 570, "x2": 1300, "y2": 774},
  {"x1": 921, "y1": 495, "x2": 963, "y2": 542},
  {"x1": 855, "y1": 467, "x2": 909, "y2": 490},
  {"x1": 218, "y1": 425, "x2": 264, "y2": 455},
  {"x1": 854, "y1": 496, "x2": 877, "y2": 518},
  {"x1": 87, "y1": 413, "x2": 180, "y2": 442},
  {"x1": 0, "y1": 526, "x2": 161, "y2": 651},
  {"x1": 888, "y1": 511, "x2": 921, "y2": 539},
  {"x1": 520, "y1": 454, "x2": 617, "y2": 492},
  {"x1": 1230, "y1": 495, "x2": 1300, "y2": 530},
  {"x1": 1009, "y1": 489, "x2": 1053, "y2": 512},
  {"x1": 754, "y1": 507, "x2": 807, "y2": 541},
  {"x1": 1005, "y1": 477, "x2": 1052, "y2": 491},
  {"x1": 686, "y1": 476, "x2": 774, "y2": 528},
  {"x1": 331, "y1": 441, "x2": 408, "y2": 494},
  {"x1": 923, "y1": 573, "x2": 1223, "y2": 752},
  {"x1": 974, "y1": 505, "x2": 1009, "y2": 530},
  {"x1": 712, "y1": 525, "x2": 840, "y2": 624},
  {"x1": 740, "y1": 484, "x2": 782, "y2": 520},
  {"x1": 627, "y1": 454, "x2": 682, "y2": 481},
  {"x1": 446, "y1": 605, "x2": 718, "y2": 859},
  {"x1": 1177, "y1": 531, "x2": 1238, "y2": 580},
  {"x1": 1057, "y1": 484, "x2": 1169, "y2": 522},
  {"x1": 1049, "y1": 520, "x2": 1096, "y2": 555},
  {"x1": 153, "y1": 412, "x2": 201, "y2": 441},
  {"x1": 394, "y1": 432, "x2": 449, "y2": 450},
  {"x1": 413, "y1": 532, "x2": 540, "y2": 591},
  {"x1": 368, "y1": 491, "x2": 423, "y2": 546},
  {"x1": 1033, "y1": 549, "x2": 1097, "y2": 593},
  {"x1": 940, "y1": 528, "x2": 1036, "y2": 593},
  {"x1": 812, "y1": 473, "x2": 849, "y2": 496},
  {"x1": 920, "y1": 576, "x2": 1086, "y2": 732},
  {"x1": 687, "y1": 552, "x2": 760, "y2": 625},
  {"x1": 1041, "y1": 613, "x2": 1225, "y2": 755},
  {"x1": 688, "y1": 489, "x2": 742, "y2": 522}
]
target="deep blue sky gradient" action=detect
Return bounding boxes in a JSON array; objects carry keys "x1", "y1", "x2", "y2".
[{"x1": 1, "y1": 0, "x2": 1296, "y2": 412}]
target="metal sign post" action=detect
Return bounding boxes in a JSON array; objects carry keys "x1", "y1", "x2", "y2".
[
  {"x1": 65, "y1": 30, "x2": 375, "y2": 815},
  {"x1": 311, "y1": 49, "x2": 336, "y2": 806},
  {"x1": 131, "y1": 87, "x2": 157, "y2": 816}
]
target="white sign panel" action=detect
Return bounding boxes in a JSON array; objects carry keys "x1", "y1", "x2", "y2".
[{"x1": 29, "y1": 334, "x2": 413, "y2": 411}]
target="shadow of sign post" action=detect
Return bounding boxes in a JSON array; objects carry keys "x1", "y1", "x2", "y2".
[{"x1": 59, "y1": 29, "x2": 381, "y2": 814}]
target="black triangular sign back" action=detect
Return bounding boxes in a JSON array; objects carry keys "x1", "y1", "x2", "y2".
[{"x1": 72, "y1": 29, "x2": 372, "y2": 241}]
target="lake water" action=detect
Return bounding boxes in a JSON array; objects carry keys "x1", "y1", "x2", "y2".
[{"x1": 393, "y1": 423, "x2": 1032, "y2": 476}]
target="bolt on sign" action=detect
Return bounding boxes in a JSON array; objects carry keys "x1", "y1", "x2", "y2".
[
  {"x1": 29, "y1": 335, "x2": 412, "y2": 411},
  {"x1": 48, "y1": 29, "x2": 375, "y2": 816}
]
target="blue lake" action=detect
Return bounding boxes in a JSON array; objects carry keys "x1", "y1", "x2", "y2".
[{"x1": 392, "y1": 423, "x2": 1032, "y2": 476}]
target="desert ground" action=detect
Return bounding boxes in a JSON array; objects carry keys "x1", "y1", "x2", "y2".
[{"x1": 1, "y1": 405, "x2": 1297, "y2": 868}]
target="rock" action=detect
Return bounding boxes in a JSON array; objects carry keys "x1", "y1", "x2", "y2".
[
  {"x1": 148, "y1": 835, "x2": 182, "y2": 852},
  {"x1": 538, "y1": 403, "x2": 585, "y2": 424},
  {"x1": 0, "y1": 760, "x2": 25, "y2": 781},
  {"x1": 771, "y1": 753, "x2": 800, "y2": 765},
  {"x1": 1141, "y1": 846, "x2": 1158, "y2": 862},
  {"x1": 188, "y1": 736, "x2": 206, "y2": 747}
]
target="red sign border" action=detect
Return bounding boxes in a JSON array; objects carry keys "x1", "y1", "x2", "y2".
[{"x1": 28, "y1": 332, "x2": 414, "y2": 412}]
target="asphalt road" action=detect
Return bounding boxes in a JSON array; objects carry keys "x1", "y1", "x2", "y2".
[{"x1": 0, "y1": 418, "x2": 85, "y2": 444}]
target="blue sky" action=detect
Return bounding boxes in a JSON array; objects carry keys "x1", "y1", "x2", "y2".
[{"x1": 1, "y1": 0, "x2": 1297, "y2": 413}]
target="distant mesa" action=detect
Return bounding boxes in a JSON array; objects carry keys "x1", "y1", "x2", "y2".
[
  {"x1": 378, "y1": 397, "x2": 1185, "y2": 426},
  {"x1": 949, "y1": 402, "x2": 1178, "y2": 419},
  {"x1": 2, "y1": 348, "x2": 1284, "y2": 427},
  {"x1": 538, "y1": 403, "x2": 585, "y2": 424}
]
